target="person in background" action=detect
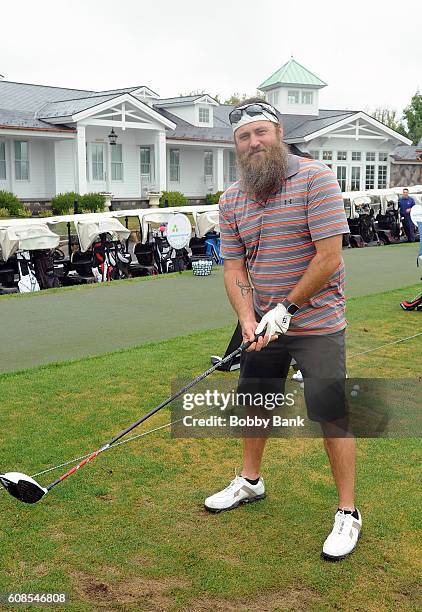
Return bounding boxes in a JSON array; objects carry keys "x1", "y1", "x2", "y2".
[{"x1": 398, "y1": 188, "x2": 416, "y2": 242}]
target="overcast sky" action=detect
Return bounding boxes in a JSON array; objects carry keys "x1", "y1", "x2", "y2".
[{"x1": 1, "y1": 0, "x2": 421, "y2": 115}]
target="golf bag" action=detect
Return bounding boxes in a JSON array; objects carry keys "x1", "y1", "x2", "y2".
[
  {"x1": 204, "y1": 231, "x2": 224, "y2": 265},
  {"x1": 112, "y1": 241, "x2": 132, "y2": 279},
  {"x1": 92, "y1": 237, "x2": 114, "y2": 282},
  {"x1": 32, "y1": 249, "x2": 61, "y2": 289},
  {"x1": 153, "y1": 236, "x2": 176, "y2": 274},
  {"x1": 210, "y1": 322, "x2": 242, "y2": 371},
  {"x1": 400, "y1": 294, "x2": 422, "y2": 311},
  {"x1": 189, "y1": 237, "x2": 207, "y2": 257},
  {"x1": 376, "y1": 204, "x2": 401, "y2": 244},
  {"x1": 92, "y1": 233, "x2": 131, "y2": 282},
  {"x1": 16, "y1": 251, "x2": 40, "y2": 293},
  {"x1": 348, "y1": 205, "x2": 378, "y2": 244}
]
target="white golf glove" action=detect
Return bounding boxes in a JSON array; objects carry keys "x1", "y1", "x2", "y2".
[{"x1": 255, "y1": 304, "x2": 292, "y2": 338}]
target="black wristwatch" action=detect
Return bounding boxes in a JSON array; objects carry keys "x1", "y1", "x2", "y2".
[{"x1": 281, "y1": 298, "x2": 299, "y2": 315}]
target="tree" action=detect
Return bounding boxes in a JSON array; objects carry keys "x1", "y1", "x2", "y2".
[
  {"x1": 177, "y1": 90, "x2": 221, "y2": 103},
  {"x1": 369, "y1": 107, "x2": 408, "y2": 137},
  {"x1": 223, "y1": 91, "x2": 265, "y2": 105},
  {"x1": 402, "y1": 93, "x2": 422, "y2": 145},
  {"x1": 177, "y1": 89, "x2": 206, "y2": 97}
]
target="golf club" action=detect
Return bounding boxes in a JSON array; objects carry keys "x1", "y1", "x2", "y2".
[{"x1": 1, "y1": 332, "x2": 265, "y2": 505}]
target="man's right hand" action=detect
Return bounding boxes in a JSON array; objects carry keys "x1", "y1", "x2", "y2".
[{"x1": 240, "y1": 319, "x2": 268, "y2": 352}]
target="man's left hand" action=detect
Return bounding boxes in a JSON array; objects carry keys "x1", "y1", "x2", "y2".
[{"x1": 255, "y1": 304, "x2": 292, "y2": 344}]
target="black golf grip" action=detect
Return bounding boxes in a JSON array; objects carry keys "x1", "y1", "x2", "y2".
[{"x1": 240, "y1": 329, "x2": 267, "y2": 351}]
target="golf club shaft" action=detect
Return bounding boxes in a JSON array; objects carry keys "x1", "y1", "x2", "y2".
[{"x1": 46, "y1": 333, "x2": 263, "y2": 492}]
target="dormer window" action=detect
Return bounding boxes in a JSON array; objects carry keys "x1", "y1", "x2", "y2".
[
  {"x1": 199, "y1": 107, "x2": 210, "y2": 123},
  {"x1": 301, "y1": 91, "x2": 313, "y2": 105},
  {"x1": 288, "y1": 90, "x2": 300, "y2": 104}
]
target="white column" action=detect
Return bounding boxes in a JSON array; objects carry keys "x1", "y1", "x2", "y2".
[
  {"x1": 106, "y1": 144, "x2": 112, "y2": 193},
  {"x1": 8, "y1": 139, "x2": 15, "y2": 194},
  {"x1": 155, "y1": 130, "x2": 167, "y2": 192},
  {"x1": 53, "y1": 141, "x2": 59, "y2": 196},
  {"x1": 76, "y1": 125, "x2": 87, "y2": 195},
  {"x1": 216, "y1": 148, "x2": 224, "y2": 191}
]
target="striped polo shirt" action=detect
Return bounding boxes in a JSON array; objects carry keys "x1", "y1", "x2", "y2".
[{"x1": 219, "y1": 154, "x2": 350, "y2": 336}]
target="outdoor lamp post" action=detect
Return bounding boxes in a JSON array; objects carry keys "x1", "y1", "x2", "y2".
[{"x1": 108, "y1": 128, "x2": 118, "y2": 145}]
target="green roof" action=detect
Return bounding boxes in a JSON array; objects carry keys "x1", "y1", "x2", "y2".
[{"x1": 258, "y1": 57, "x2": 327, "y2": 90}]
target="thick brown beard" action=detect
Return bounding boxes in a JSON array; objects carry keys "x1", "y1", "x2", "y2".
[{"x1": 237, "y1": 140, "x2": 289, "y2": 201}]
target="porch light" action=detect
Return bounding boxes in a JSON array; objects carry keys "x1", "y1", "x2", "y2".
[{"x1": 108, "y1": 128, "x2": 118, "y2": 145}]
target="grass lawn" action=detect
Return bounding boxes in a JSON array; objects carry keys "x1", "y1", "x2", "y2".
[{"x1": 0, "y1": 284, "x2": 421, "y2": 611}]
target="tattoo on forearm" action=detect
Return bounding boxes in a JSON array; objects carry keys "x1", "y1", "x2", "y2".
[{"x1": 236, "y1": 278, "x2": 253, "y2": 297}]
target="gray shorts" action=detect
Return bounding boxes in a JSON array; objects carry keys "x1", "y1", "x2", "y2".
[{"x1": 238, "y1": 330, "x2": 347, "y2": 422}]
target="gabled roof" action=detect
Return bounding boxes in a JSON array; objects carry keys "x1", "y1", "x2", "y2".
[
  {"x1": 37, "y1": 93, "x2": 122, "y2": 119},
  {"x1": 258, "y1": 57, "x2": 327, "y2": 90},
  {"x1": 0, "y1": 80, "x2": 176, "y2": 130},
  {"x1": 157, "y1": 94, "x2": 218, "y2": 106},
  {"x1": 157, "y1": 95, "x2": 204, "y2": 105},
  {"x1": 0, "y1": 80, "x2": 163, "y2": 129},
  {"x1": 157, "y1": 94, "x2": 204, "y2": 106},
  {"x1": 0, "y1": 107, "x2": 75, "y2": 132},
  {"x1": 283, "y1": 110, "x2": 356, "y2": 140},
  {"x1": 158, "y1": 107, "x2": 232, "y2": 143}
]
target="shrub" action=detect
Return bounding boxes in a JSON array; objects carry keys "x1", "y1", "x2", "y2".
[
  {"x1": 159, "y1": 191, "x2": 188, "y2": 207},
  {"x1": 17, "y1": 207, "x2": 32, "y2": 218},
  {"x1": 51, "y1": 192, "x2": 79, "y2": 215},
  {"x1": 0, "y1": 190, "x2": 24, "y2": 216},
  {"x1": 205, "y1": 191, "x2": 224, "y2": 205},
  {"x1": 80, "y1": 192, "x2": 106, "y2": 213},
  {"x1": 38, "y1": 209, "x2": 53, "y2": 218},
  {"x1": 0, "y1": 207, "x2": 10, "y2": 218}
]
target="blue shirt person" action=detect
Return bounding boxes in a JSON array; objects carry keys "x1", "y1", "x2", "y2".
[{"x1": 398, "y1": 188, "x2": 416, "y2": 242}]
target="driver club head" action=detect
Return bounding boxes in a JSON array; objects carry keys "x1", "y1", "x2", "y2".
[{"x1": 0, "y1": 472, "x2": 48, "y2": 504}]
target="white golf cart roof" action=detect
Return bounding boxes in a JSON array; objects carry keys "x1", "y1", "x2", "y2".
[
  {"x1": 0, "y1": 222, "x2": 60, "y2": 261},
  {"x1": 74, "y1": 217, "x2": 131, "y2": 252}
]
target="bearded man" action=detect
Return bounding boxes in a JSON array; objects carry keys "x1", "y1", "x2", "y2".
[{"x1": 204, "y1": 99, "x2": 362, "y2": 561}]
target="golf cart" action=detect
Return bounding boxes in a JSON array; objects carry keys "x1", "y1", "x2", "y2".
[
  {"x1": 193, "y1": 209, "x2": 223, "y2": 265},
  {"x1": 343, "y1": 193, "x2": 381, "y2": 247},
  {"x1": 72, "y1": 217, "x2": 131, "y2": 283},
  {"x1": 373, "y1": 191, "x2": 401, "y2": 245},
  {"x1": 375, "y1": 186, "x2": 422, "y2": 244},
  {"x1": 0, "y1": 221, "x2": 61, "y2": 293}
]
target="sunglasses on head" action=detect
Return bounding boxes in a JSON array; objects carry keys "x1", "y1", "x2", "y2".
[{"x1": 229, "y1": 103, "x2": 279, "y2": 125}]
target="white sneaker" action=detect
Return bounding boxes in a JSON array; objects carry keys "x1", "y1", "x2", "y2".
[
  {"x1": 322, "y1": 508, "x2": 362, "y2": 560},
  {"x1": 204, "y1": 475, "x2": 266, "y2": 513}
]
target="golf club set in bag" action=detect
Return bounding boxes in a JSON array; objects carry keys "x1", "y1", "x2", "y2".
[
  {"x1": 0, "y1": 211, "x2": 224, "y2": 292},
  {"x1": 0, "y1": 221, "x2": 133, "y2": 292},
  {"x1": 0, "y1": 332, "x2": 265, "y2": 505}
]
